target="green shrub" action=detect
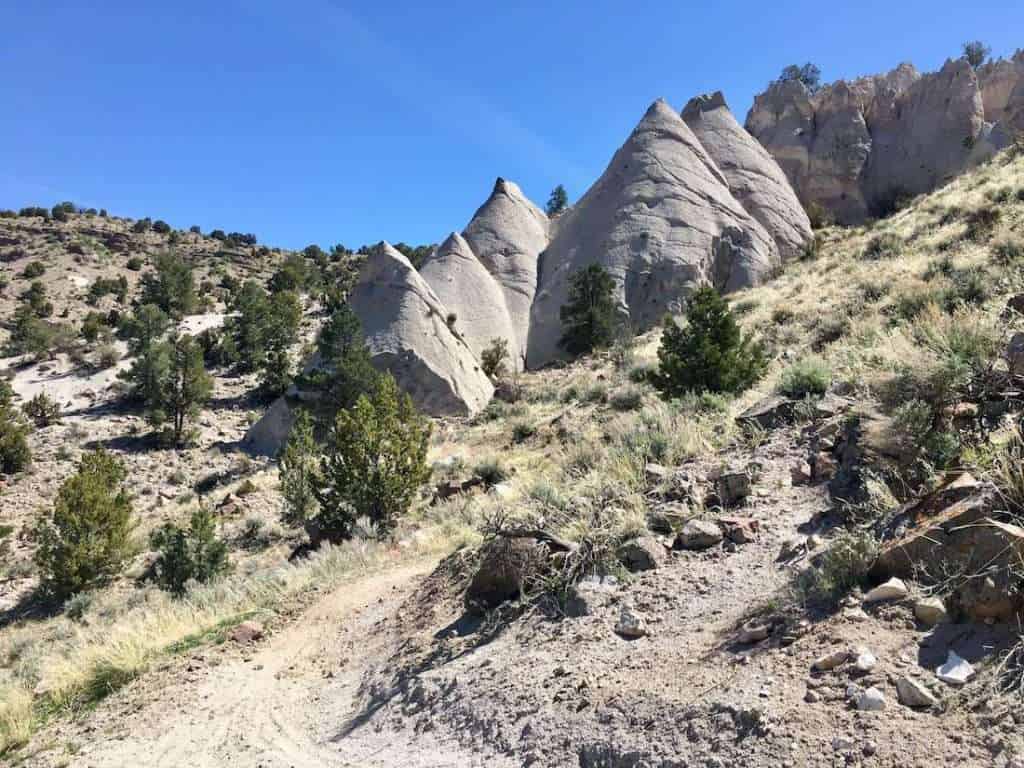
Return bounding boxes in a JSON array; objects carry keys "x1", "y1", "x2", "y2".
[
  {"x1": 558, "y1": 264, "x2": 617, "y2": 356},
  {"x1": 126, "y1": 256, "x2": 144, "y2": 271},
  {"x1": 480, "y1": 337, "x2": 510, "y2": 379},
  {"x1": 609, "y1": 387, "x2": 643, "y2": 411},
  {"x1": 310, "y1": 374, "x2": 430, "y2": 542},
  {"x1": 22, "y1": 392, "x2": 61, "y2": 427},
  {"x1": 22, "y1": 261, "x2": 45, "y2": 279},
  {"x1": 992, "y1": 235, "x2": 1024, "y2": 264},
  {"x1": 805, "y1": 201, "x2": 831, "y2": 230},
  {"x1": 149, "y1": 506, "x2": 229, "y2": 596},
  {"x1": 546, "y1": 184, "x2": 568, "y2": 216},
  {"x1": 88, "y1": 275, "x2": 128, "y2": 305},
  {"x1": 778, "y1": 357, "x2": 831, "y2": 398},
  {"x1": 152, "y1": 220, "x2": 171, "y2": 235},
  {"x1": 139, "y1": 251, "x2": 196, "y2": 318},
  {"x1": 32, "y1": 450, "x2": 136, "y2": 600},
  {"x1": 581, "y1": 383, "x2": 608, "y2": 404},
  {"x1": 653, "y1": 286, "x2": 765, "y2": 397},
  {"x1": 279, "y1": 410, "x2": 321, "y2": 528},
  {"x1": 628, "y1": 364, "x2": 654, "y2": 384},
  {"x1": 0, "y1": 382, "x2": 30, "y2": 475},
  {"x1": 770, "y1": 306, "x2": 795, "y2": 325},
  {"x1": 965, "y1": 205, "x2": 1001, "y2": 241},
  {"x1": 474, "y1": 457, "x2": 508, "y2": 485},
  {"x1": 793, "y1": 531, "x2": 878, "y2": 605},
  {"x1": 861, "y1": 232, "x2": 902, "y2": 260},
  {"x1": 511, "y1": 420, "x2": 537, "y2": 443}
]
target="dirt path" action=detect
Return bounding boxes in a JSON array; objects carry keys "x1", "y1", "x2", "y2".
[{"x1": 70, "y1": 558, "x2": 495, "y2": 768}]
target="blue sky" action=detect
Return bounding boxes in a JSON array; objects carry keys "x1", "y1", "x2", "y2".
[{"x1": 0, "y1": 1, "x2": 1019, "y2": 250}]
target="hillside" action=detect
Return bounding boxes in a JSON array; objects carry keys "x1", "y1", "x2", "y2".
[{"x1": 0, "y1": 137, "x2": 1023, "y2": 767}]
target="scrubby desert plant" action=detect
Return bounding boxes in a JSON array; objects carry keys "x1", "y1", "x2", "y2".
[
  {"x1": 149, "y1": 506, "x2": 229, "y2": 596},
  {"x1": 653, "y1": 286, "x2": 765, "y2": 397},
  {"x1": 22, "y1": 391, "x2": 61, "y2": 427},
  {"x1": 279, "y1": 410, "x2": 321, "y2": 528},
  {"x1": 480, "y1": 337, "x2": 510, "y2": 379},
  {"x1": 32, "y1": 450, "x2": 136, "y2": 600},
  {"x1": 793, "y1": 531, "x2": 878, "y2": 605},
  {"x1": 778, "y1": 357, "x2": 831, "y2": 398},
  {"x1": 609, "y1": 387, "x2": 643, "y2": 411},
  {"x1": 474, "y1": 457, "x2": 508, "y2": 486},
  {"x1": 0, "y1": 381, "x2": 31, "y2": 475},
  {"x1": 22, "y1": 261, "x2": 45, "y2": 279},
  {"x1": 861, "y1": 232, "x2": 902, "y2": 260}
]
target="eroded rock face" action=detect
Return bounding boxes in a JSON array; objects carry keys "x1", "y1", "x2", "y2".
[
  {"x1": 527, "y1": 99, "x2": 779, "y2": 368},
  {"x1": 746, "y1": 58, "x2": 1016, "y2": 223},
  {"x1": 419, "y1": 232, "x2": 517, "y2": 366},
  {"x1": 349, "y1": 242, "x2": 494, "y2": 416},
  {"x1": 463, "y1": 178, "x2": 549, "y2": 368},
  {"x1": 682, "y1": 92, "x2": 813, "y2": 261}
]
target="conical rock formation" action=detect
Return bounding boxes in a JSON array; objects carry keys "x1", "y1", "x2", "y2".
[
  {"x1": 463, "y1": 178, "x2": 549, "y2": 367},
  {"x1": 350, "y1": 242, "x2": 493, "y2": 415},
  {"x1": 419, "y1": 232, "x2": 518, "y2": 366},
  {"x1": 526, "y1": 99, "x2": 779, "y2": 368},
  {"x1": 682, "y1": 91, "x2": 812, "y2": 261}
]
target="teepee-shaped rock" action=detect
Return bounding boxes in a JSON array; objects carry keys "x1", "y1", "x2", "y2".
[
  {"x1": 526, "y1": 99, "x2": 779, "y2": 368},
  {"x1": 419, "y1": 232, "x2": 518, "y2": 367},
  {"x1": 350, "y1": 242, "x2": 493, "y2": 416},
  {"x1": 463, "y1": 178, "x2": 549, "y2": 367},
  {"x1": 683, "y1": 92, "x2": 813, "y2": 261}
]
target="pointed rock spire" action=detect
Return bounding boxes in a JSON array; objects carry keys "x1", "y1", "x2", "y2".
[
  {"x1": 526, "y1": 99, "x2": 779, "y2": 368},
  {"x1": 420, "y1": 232, "x2": 518, "y2": 367},
  {"x1": 683, "y1": 91, "x2": 813, "y2": 260}
]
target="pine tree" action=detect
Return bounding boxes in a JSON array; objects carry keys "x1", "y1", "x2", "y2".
[
  {"x1": 652, "y1": 285, "x2": 766, "y2": 397},
  {"x1": 546, "y1": 184, "x2": 568, "y2": 216},
  {"x1": 279, "y1": 409, "x2": 321, "y2": 528},
  {"x1": 558, "y1": 264, "x2": 617, "y2": 356},
  {"x1": 312, "y1": 374, "x2": 430, "y2": 542},
  {"x1": 150, "y1": 505, "x2": 229, "y2": 596},
  {"x1": 33, "y1": 450, "x2": 136, "y2": 599},
  {"x1": 140, "y1": 251, "x2": 196, "y2": 318},
  {"x1": 155, "y1": 334, "x2": 213, "y2": 446}
]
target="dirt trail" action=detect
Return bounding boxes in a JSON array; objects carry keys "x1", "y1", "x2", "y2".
[{"x1": 74, "y1": 559, "x2": 494, "y2": 768}]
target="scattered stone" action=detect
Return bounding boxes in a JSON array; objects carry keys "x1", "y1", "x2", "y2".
[
  {"x1": 896, "y1": 676, "x2": 938, "y2": 708},
  {"x1": 644, "y1": 463, "x2": 668, "y2": 483},
  {"x1": 813, "y1": 649, "x2": 850, "y2": 671},
  {"x1": 675, "y1": 519, "x2": 723, "y2": 550},
  {"x1": 227, "y1": 620, "x2": 264, "y2": 644},
  {"x1": 936, "y1": 650, "x2": 976, "y2": 686},
  {"x1": 717, "y1": 516, "x2": 759, "y2": 544},
  {"x1": 616, "y1": 536, "x2": 666, "y2": 572},
  {"x1": 738, "y1": 621, "x2": 771, "y2": 644},
  {"x1": 804, "y1": 689, "x2": 821, "y2": 703},
  {"x1": 854, "y1": 648, "x2": 878, "y2": 673},
  {"x1": 864, "y1": 577, "x2": 908, "y2": 603},
  {"x1": 791, "y1": 461, "x2": 812, "y2": 486},
  {"x1": 736, "y1": 395, "x2": 798, "y2": 429},
  {"x1": 565, "y1": 575, "x2": 618, "y2": 618},
  {"x1": 615, "y1": 607, "x2": 649, "y2": 639},
  {"x1": 914, "y1": 596, "x2": 948, "y2": 626},
  {"x1": 716, "y1": 472, "x2": 751, "y2": 507},
  {"x1": 646, "y1": 502, "x2": 689, "y2": 535},
  {"x1": 778, "y1": 536, "x2": 807, "y2": 561},
  {"x1": 843, "y1": 607, "x2": 870, "y2": 623},
  {"x1": 813, "y1": 452, "x2": 838, "y2": 482},
  {"x1": 832, "y1": 735, "x2": 856, "y2": 752},
  {"x1": 857, "y1": 687, "x2": 887, "y2": 711}
]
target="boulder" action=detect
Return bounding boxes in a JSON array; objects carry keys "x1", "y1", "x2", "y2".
[
  {"x1": 914, "y1": 596, "x2": 948, "y2": 626},
  {"x1": 682, "y1": 92, "x2": 813, "y2": 261},
  {"x1": 527, "y1": 99, "x2": 779, "y2": 368},
  {"x1": 463, "y1": 178, "x2": 549, "y2": 369},
  {"x1": 350, "y1": 242, "x2": 494, "y2": 416},
  {"x1": 565, "y1": 575, "x2": 619, "y2": 618},
  {"x1": 646, "y1": 502, "x2": 690, "y2": 535},
  {"x1": 1007, "y1": 331, "x2": 1024, "y2": 376},
  {"x1": 864, "y1": 577, "x2": 908, "y2": 603},
  {"x1": 717, "y1": 516, "x2": 759, "y2": 544},
  {"x1": 856, "y1": 687, "x2": 887, "y2": 712},
  {"x1": 675, "y1": 519, "x2": 723, "y2": 550},
  {"x1": 419, "y1": 232, "x2": 518, "y2": 366},
  {"x1": 935, "y1": 650, "x2": 975, "y2": 686},
  {"x1": 242, "y1": 396, "x2": 296, "y2": 457},
  {"x1": 813, "y1": 648, "x2": 850, "y2": 671},
  {"x1": 736, "y1": 395, "x2": 798, "y2": 430},
  {"x1": 715, "y1": 471, "x2": 751, "y2": 507},
  {"x1": 227, "y1": 620, "x2": 264, "y2": 644},
  {"x1": 614, "y1": 606, "x2": 649, "y2": 638},
  {"x1": 616, "y1": 536, "x2": 666, "y2": 572}
]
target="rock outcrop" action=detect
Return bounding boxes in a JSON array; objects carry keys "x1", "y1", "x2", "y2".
[
  {"x1": 526, "y1": 99, "x2": 779, "y2": 367},
  {"x1": 419, "y1": 232, "x2": 517, "y2": 365},
  {"x1": 349, "y1": 242, "x2": 494, "y2": 416},
  {"x1": 682, "y1": 91, "x2": 812, "y2": 260},
  {"x1": 747, "y1": 56, "x2": 1022, "y2": 223},
  {"x1": 463, "y1": 178, "x2": 549, "y2": 368}
]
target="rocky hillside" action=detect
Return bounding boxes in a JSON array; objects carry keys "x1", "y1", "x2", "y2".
[{"x1": 747, "y1": 51, "x2": 1024, "y2": 222}]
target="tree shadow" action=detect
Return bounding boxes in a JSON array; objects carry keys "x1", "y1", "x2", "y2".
[{"x1": 0, "y1": 585, "x2": 63, "y2": 631}]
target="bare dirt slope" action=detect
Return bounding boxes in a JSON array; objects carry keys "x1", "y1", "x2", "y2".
[
  {"x1": 31, "y1": 429, "x2": 1019, "y2": 768},
  {"x1": 62, "y1": 558, "x2": 500, "y2": 768}
]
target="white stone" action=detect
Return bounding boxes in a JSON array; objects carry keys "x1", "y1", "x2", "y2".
[
  {"x1": 914, "y1": 596, "x2": 948, "y2": 626},
  {"x1": 896, "y1": 676, "x2": 938, "y2": 708},
  {"x1": 615, "y1": 608, "x2": 648, "y2": 639},
  {"x1": 864, "y1": 577, "x2": 909, "y2": 603},
  {"x1": 856, "y1": 687, "x2": 887, "y2": 711},
  {"x1": 813, "y1": 649, "x2": 850, "y2": 671},
  {"x1": 854, "y1": 648, "x2": 877, "y2": 673},
  {"x1": 936, "y1": 650, "x2": 975, "y2": 686}
]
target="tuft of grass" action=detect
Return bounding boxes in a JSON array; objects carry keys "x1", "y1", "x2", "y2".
[
  {"x1": 964, "y1": 204, "x2": 1001, "y2": 242},
  {"x1": 474, "y1": 458, "x2": 508, "y2": 485},
  {"x1": 609, "y1": 387, "x2": 643, "y2": 412},
  {"x1": 778, "y1": 356, "x2": 831, "y2": 398},
  {"x1": 792, "y1": 531, "x2": 878, "y2": 606},
  {"x1": 992, "y1": 235, "x2": 1024, "y2": 265},
  {"x1": 511, "y1": 420, "x2": 537, "y2": 443},
  {"x1": 861, "y1": 232, "x2": 902, "y2": 260},
  {"x1": 581, "y1": 384, "x2": 608, "y2": 405},
  {"x1": 0, "y1": 685, "x2": 32, "y2": 755}
]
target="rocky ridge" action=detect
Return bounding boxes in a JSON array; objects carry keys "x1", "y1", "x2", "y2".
[{"x1": 747, "y1": 52, "x2": 1024, "y2": 222}]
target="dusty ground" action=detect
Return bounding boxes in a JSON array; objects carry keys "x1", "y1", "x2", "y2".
[{"x1": 16, "y1": 429, "x2": 1021, "y2": 768}]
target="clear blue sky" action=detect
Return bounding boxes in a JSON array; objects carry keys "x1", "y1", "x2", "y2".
[{"x1": 0, "y1": 1, "x2": 1019, "y2": 250}]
